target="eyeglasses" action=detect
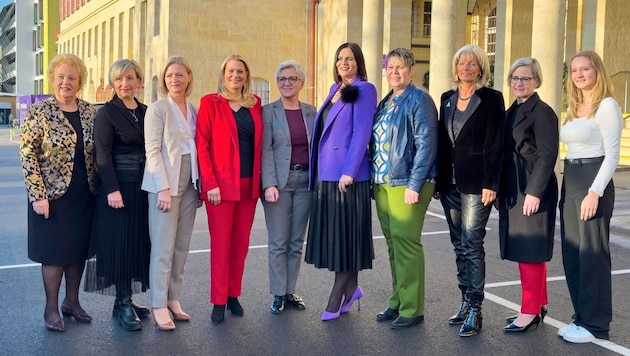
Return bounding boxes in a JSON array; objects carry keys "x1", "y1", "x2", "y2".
[
  {"x1": 277, "y1": 76, "x2": 300, "y2": 84},
  {"x1": 510, "y1": 76, "x2": 533, "y2": 84}
]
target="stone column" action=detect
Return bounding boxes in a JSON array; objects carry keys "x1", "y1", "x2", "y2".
[
  {"x1": 530, "y1": 0, "x2": 565, "y2": 115},
  {"x1": 429, "y1": 0, "x2": 467, "y2": 107},
  {"x1": 362, "y1": 0, "x2": 384, "y2": 99}
]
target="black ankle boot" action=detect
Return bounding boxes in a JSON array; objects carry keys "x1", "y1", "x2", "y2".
[
  {"x1": 211, "y1": 305, "x2": 225, "y2": 324},
  {"x1": 227, "y1": 297, "x2": 244, "y2": 317},
  {"x1": 448, "y1": 286, "x2": 469, "y2": 325},
  {"x1": 113, "y1": 299, "x2": 150, "y2": 319},
  {"x1": 459, "y1": 302, "x2": 482, "y2": 337},
  {"x1": 448, "y1": 299, "x2": 469, "y2": 325},
  {"x1": 115, "y1": 296, "x2": 142, "y2": 331}
]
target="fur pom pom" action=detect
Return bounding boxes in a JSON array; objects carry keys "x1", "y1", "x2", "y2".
[{"x1": 340, "y1": 84, "x2": 359, "y2": 104}]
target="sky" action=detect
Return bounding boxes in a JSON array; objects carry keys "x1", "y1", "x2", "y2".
[{"x1": 0, "y1": 0, "x2": 12, "y2": 10}]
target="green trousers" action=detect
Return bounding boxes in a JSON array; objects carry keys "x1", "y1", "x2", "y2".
[{"x1": 374, "y1": 182, "x2": 434, "y2": 318}]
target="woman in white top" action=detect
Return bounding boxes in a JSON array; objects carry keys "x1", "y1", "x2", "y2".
[
  {"x1": 557, "y1": 51, "x2": 622, "y2": 343},
  {"x1": 142, "y1": 56, "x2": 200, "y2": 331}
]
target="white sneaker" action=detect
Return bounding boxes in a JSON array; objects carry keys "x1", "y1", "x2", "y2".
[
  {"x1": 562, "y1": 325, "x2": 597, "y2": 343},
  {"x1": 557, "y1": 323, "x2": 577, "y2": 337}
]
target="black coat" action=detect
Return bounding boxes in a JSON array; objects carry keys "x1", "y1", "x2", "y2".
[
  {"x1": 436, "y1": 87, "x2": 505, "y2": 194},
  {"x1": 498, "y1": 93, "x2": 559, "y2": 262}
]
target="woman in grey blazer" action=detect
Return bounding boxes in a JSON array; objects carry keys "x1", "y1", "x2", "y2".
[
  {"x1": 142, "y1": 56, "x2": 199, "y2": 331},
  {"x1": 262, "y1": 60, "x2": 316, "y2": 314}
]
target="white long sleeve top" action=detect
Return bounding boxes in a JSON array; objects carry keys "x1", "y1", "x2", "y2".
[{"x1": 560, "y1": 97, "x2": 623, "y2": 196}]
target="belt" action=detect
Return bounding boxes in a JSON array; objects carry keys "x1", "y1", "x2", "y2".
[
  {"x1": 289, "y1": 163, "x2": 308, "y2": 171},
  {"x1": 564, "y1": 156, "x2": 604, "y2": 165}
]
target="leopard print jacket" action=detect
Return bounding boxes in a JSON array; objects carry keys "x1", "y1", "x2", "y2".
[{"x1": 20, "y1": 97, "x2": 98, "y2": 202}]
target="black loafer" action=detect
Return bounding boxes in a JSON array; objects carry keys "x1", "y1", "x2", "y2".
[
  {"x1": 211, "y1": 305, "x2": 225, "y2": 324},
  {"x1": 376, "y1": 308, "x2": 399, "y2": 322},
  {"x1": 271, "y1": 296, "x2": 285, "y2": 314},
  {"x1": 285, "y1": 294, "x2": 306, "y2": 310},
  {"x1": 227, "y1": 297, "x2": 244, "y2": 317},
  {"x1": 391, "y1": 315, "x2": 423, "y2": 329}
]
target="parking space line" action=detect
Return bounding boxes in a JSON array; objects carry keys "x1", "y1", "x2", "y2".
[{"x1": 485, "y1": 291, "x2": 630, "y2": 355}]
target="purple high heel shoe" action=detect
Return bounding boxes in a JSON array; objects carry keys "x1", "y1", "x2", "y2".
[
  {"x1": 340, "y1": 286, "x2": 363, "y2": 314},
  {"x1": 321, "y1": 295, "x2": 345, "y2": 321}
]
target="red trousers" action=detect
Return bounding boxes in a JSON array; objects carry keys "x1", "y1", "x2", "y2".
[
  {"x1": 519, "y1": 262, "x2": 548, "y2": 314},
  {"x1": 205, "y1": 177, "x2": 257, "y2": 305}
]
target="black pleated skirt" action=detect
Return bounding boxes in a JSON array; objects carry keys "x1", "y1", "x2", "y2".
[
  {"x1": 84, "y1": 180, "x2": 150, "y2": 295},
  {"x1": 305, "y1": 180, "x2": 374, "y2": 271}
]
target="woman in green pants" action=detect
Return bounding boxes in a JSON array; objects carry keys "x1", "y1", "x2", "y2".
[{"x1": 371, "y1": 48, "x2": 438, "y2": 329}]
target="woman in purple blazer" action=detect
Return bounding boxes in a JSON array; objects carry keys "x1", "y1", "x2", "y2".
[{"x1": 305, "y1": 42, "x2": 377, "y2": 321}]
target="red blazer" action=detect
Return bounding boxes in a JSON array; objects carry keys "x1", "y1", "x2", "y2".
[{"x1": 196, "y1": 93, "x2": 262, "y2": 201}]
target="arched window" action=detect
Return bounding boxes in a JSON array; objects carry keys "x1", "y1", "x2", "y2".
[
  {"x1": 485, "y1": 7, "x2": 497, "y2": 64},
  {"x1": 251, "y1": 77, "x2": 270, "y2": 105},
  {"x1": 151, "y1": 75, "x2": 159, "y2": 103}
]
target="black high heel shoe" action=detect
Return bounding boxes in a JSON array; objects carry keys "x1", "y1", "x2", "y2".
[
  {"x1": 505, "y1": 305, "x2": 548, "y2": 324},
  {"x1": 540, "y1": 305, "x2": 548, "y2": 322},
  {"x1": 504, "y1": 315, "x2": 541, "y2": 332}
]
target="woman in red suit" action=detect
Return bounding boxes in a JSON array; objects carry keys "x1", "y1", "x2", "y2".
[{"x1": 196, "y1": 54, "x2": 263, "y2": 324}]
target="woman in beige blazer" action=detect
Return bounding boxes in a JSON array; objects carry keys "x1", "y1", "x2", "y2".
[{"x1": 142, "y1": 56, "x2": 199, "y2": 331}]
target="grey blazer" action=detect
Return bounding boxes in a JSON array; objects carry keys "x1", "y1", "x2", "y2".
[{"x1": 261, "y1": 99, "x2": 316, "y2": 190}]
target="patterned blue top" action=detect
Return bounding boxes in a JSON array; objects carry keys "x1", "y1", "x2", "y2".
[{"x1": 371, "y1": 97, "x2": 396, "y2": 184}]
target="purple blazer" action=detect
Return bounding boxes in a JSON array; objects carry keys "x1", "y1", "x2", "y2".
[{"x1": 309, "y1": 77, "x2": 377, "y2": 188}]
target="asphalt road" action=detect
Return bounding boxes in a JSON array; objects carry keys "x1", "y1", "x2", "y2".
[{"x1": 1, "y1": 127, "x2": 629, "y2": 355}]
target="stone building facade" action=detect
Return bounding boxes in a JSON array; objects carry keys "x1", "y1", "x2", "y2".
[{"x1": 57, "y1": 0, "x2": 629, "y2": 117}]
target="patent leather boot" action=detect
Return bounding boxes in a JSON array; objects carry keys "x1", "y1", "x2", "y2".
[
  {"x1": 115, "y1": 296, "x2": 142, "y2": 331},
  {"x1": 448, "y1": 285, "x2": 469, "y2": 325},
  {"x1": 448, "y1": 299, "x2": 469, "y2": 325},
  {"x1": 459, "y1": 302, "x2": 482, "y2": 337}
]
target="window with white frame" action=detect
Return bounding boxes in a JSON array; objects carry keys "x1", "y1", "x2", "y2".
[{"x1": 251, "y1": 77, "x2": 270, "y2": 105}]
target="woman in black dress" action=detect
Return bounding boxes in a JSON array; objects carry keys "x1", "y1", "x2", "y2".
[
  {"x1": 84, "y1": 59, "x2": 150, "y2": 331},
  {"x1": 20, "y1": 53, "x2": 97, "y2": 332}
]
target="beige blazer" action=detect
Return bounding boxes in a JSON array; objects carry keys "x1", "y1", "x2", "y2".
[{"x1": 142, "y1": 97, "x2": 198, "y2": 195}]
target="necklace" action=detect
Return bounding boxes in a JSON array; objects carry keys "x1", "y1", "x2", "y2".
[
  {"x1": 458, "y1": 93, "x2": 473, "y2": 101},
  {"x1": 128, "y1": 109, "x2": 139, "y2": 123}
]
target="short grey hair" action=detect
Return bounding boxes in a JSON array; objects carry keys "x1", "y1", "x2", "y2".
[
  {"x1": 274, "y1": 60, "x2": 306, "y2": 81},
  {"x1": 387, "y1": 48, "x2": 415, "y2": 69},
  {"x1": 507, "y1": 57, "x2": 542, "y2": 89}
]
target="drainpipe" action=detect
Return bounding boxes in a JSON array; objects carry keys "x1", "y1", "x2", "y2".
[{"x1": 309, "y1": 0, "x2": 320, "y2": 105}]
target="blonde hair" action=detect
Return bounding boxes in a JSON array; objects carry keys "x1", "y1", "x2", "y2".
[
  {"x1": 48, "y1": 53, "x2": 88, "y2": 88},
  {"x1": 218, "y1": 54, "x2": 256, "y2": 108},
  {"x1": 160, "y1": 56, "x2": 194, "y2": 97},
  {"x1": 451, "y1": 45, "x2": 491, "y2": 90},
  {"x1": 566, "y1": 51, "x2": 614, "y2": 121},
  {"x1": 108, "y1": 59, "x2": 143, "y2": 87}
]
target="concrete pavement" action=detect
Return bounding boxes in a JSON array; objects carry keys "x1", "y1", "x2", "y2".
[{"x1": 1, "y1": 126, "x2": 629, "y2": 355}]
